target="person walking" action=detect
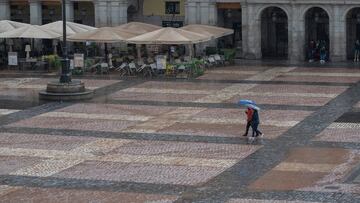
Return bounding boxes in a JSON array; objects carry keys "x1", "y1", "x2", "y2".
[
  {"x1": 242, "y1": 107, "x2": 254, "y2": 137},
  {"x1": 308, "y1": 40, "x2": 315, "y2": 62},
  {"x1": 319, "y1": 41, "x2": 327, "y2": 64},
  {"x1": 354, "y1": 40, "x2": 360, "y2": 62},
  {"x1": 248, "y1": 109, "x2": 264, "y2": 143}
]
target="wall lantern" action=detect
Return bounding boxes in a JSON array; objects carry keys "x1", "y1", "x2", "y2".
[
  {"x1": 49, "y1": 9, "x2": 55, "y2": 16},
  {"x1": 272, "y1": 12, "x2": 277, "y2": 22},
  {"x1": 81, "y1": 9, "x2": 86, "y2": 16},
  {"x1": 226, "y1": 9, "x2": 232, "y2": 18},
  {"x1": 314, "y1": 13, "x2": 320, "y2": 22}
]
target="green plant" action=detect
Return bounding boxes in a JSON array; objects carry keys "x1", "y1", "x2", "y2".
[
  {"x1": 188, "y1": 58, "x2": 204, "y2": 78},
  {"x1": 43, "y1": 55, "x2": 61, "y2": 70},
  {"x1": 221, "y1": 48, "x2": 236, "y2": 63},
  {"x1": 72, "y1": 67, "x2": 83, "y2": 75}
]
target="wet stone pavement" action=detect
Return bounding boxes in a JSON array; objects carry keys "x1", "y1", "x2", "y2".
[{"x1": 0, "y1": 65, "x2": 360, "y2": 202}]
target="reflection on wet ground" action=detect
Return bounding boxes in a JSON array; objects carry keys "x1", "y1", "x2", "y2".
[{"x1": 0, "y1": 65, "x2": 360, "y2": 202}]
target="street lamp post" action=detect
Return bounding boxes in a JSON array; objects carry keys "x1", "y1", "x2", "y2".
[
  {"x1": 59, "y1": 0, "x2": 71, "y2": 83},
  {"x1": 39, "y1": 0, "x2": 93, "y2": 100}
]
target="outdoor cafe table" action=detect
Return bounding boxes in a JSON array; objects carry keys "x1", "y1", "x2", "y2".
[{"x1": 18, "y1": 58, "x2": 48, "y2": 71}]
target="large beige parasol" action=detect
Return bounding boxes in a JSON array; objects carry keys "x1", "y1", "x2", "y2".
[
  {"x1": 180, "y1": 24, "x2": 234, "y2": 39},
  {"x1": 0, "y1": 25, "x2": 61, "y2": 39},
  {"x1": 0, "y1": 20, "x2": 29, "y2": 33},
  {"x1": 116, "y1": 22, "x2": 161, "y2": 35},
  {"x1": 126, "y1": 27, "x2": 211, "y2": 44},
  {"x1": 68, "y1": 27, "x2": 137, "y2": 43},
  {"x1": 41, "y1": 21, "x2": 97, "y2": 36}
]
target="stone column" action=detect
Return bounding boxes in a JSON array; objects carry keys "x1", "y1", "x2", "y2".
[
  {"x1": 198, "y1": 0, "x2": 216, "y2": 25},
  {"x1": 29, "y1": 0, "x2": 42, "y2": 25},
  {"x1": 186, "y1": 1, "x2": 198, "y2": 24},
  {"x1": 330, "y1": 6, "x2": 346, "y2": 62},
  {"x1": 241, "y1": 3, "x2": 248, "y2": 58},
  {"x1": 65, "y1": 0, "x2": 74, "y2": 22},
  {"x1": 110, "y1": 1, "x2": 120, "y2": 26},
  {"x1": 289, "y1": 4, "x2": 305, "y2": 62},
  {"x1": 208, "y1": 0, "x2": 217, "y2": 25},
  {"x1": 184, "y1": 0, "x2": 188, "y2": 24},
  {"x1": 243, "y1": 4, "x2": 261, "y2": 59},
  {"x1": 0, "y1": 0, "x2": 10, "y2": 20},
  {"x1": 95, "y1": 0, "x2": 108, "y2": 27},
  {"x1": 119, "y1": 0, "x2": 127, "y2": 24}
]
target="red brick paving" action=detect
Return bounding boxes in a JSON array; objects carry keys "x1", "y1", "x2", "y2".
[
  {"x1": 135, "y1": 81, "x2": 229, "y2": 90},
  {"x1": 248, "y1": 84, "x2": 347, "y2": 95},
  {"x1": 197, "y1": 73, "x2": 253, "y2": 80},
  {"x1": 0, "y1": 133, "x2": 96, "y2": 151},
  {"x1": 9, "y1": 117, "x2": 139, "y2": 133},
  {"x1": 227, "y1": 95, "x2": 332, "y2": 106},
  {"x1": 272, "y1": 75, "x2": 360, "y2": 83},
  {"x1": 0, "y1": 187, "x2": 178, "y2": 203},
  {"x1": 53, "y1": 161, "x2": 223, "y2": 185},
  {"x1": 315, "y1": 128, "x2": 360, "y2": 143},
  {"x1": 0, "y1": 156, "x2": 44, "y2": 175},
  {"x1": 58, "y1": 103, "x2": 176, "y2": 116},
  {"x1": 109, "y1": 140, "x2": 258, "y2": 160},
  {"x1": 110, "y1": 92, "x2": 208, "y2": 102}
]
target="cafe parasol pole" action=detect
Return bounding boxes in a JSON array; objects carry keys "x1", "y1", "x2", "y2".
[{"x1": 59, "y1": 0, "x2": 71, "y2": 83}]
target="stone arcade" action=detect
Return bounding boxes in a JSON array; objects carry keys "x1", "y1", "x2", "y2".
[{"x1": 185, "y1": 0, "x2": 360, "y2": 62}]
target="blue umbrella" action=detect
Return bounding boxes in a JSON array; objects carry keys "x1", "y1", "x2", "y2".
[
  {"x1": 238, "y1": 99, "x2": 256, "y2": 106},
  {"x1": 245, "y1": 103, "x2": 260, "y2": 111},
  {"x1": 238, "y1": 99, "x2": 260, "y2": 110}
]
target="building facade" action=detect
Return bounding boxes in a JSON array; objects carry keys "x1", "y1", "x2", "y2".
[
  {"x1": 1, "y1": 0, "x2": 360, "y2": 62},
  {"x1": 185, "y1": 0, "x2": 360, "y2": 62}
]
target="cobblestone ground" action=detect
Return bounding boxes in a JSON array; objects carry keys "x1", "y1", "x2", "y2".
[{"x1": 0, "y1": 65, "x2": 360, "y2": 202}]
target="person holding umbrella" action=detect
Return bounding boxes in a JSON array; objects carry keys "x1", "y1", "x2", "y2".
[
  {"x1": 249, "y1": 104, "x2": 263, "y2": 142},
  {"x1": 238, "y1": 100, "x2": 264, "y2": 143},
  {"x1": 239, "y1": 100, "x2": 255, "y2": 137}
]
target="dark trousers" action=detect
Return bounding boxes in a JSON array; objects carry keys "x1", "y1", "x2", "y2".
[
  {"x1": 251, "y1": 122, "x2": 262, "y2": 137},
  {"x1": 244, "y1": 121, "x2": 251, "y2": 135}
]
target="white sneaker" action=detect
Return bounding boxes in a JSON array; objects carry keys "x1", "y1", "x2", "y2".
[{"x1": 247, "y1": 137, "x2": 255, "y2": 144}]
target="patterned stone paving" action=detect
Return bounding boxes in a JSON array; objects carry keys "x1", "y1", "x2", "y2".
[
  {"x1": 0, "y1": 186, "x2": 179, "y2": 203},
  {"x1": 249, "y1": 148, "x2": 360, "y2": 191},
  {"x1": 0, "y1": 65, "x2": 360, "y2": 202},
  {"x1": 227, "y1": 199, "x2": 319, "y2": 203}
]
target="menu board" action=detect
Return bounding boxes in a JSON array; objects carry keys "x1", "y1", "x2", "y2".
[
  {"x1": 156, "y1": 55, "x2": 166, "y2": 70},
  {"x1": 8, "y1": 52, "x2": 18, "y2": 66},
  {"x1": 74, "y1": 53, "x2": 84, "y2": 68}
]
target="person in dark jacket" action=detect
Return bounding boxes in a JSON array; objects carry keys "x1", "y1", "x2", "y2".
[
  {"x1": 354, "y1": 40, "x2": 360, "y2": 62},
  {"x1": 248, "y1": 109, "x2": 263, "y2": 142}
]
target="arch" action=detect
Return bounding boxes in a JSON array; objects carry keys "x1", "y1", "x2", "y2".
[
  {"x1": 345, "y1": 7, "x2": 360, "y2": 60},
  {"x1": 9, "y1": 1, "x2": 30, "y2": 23},
  {"x1": 74, "y1": 1, "x2": 95, "y2": 26},
  {"x1": 304, "y1": 7, "x2": 330, "y2": 61},
  {"x1": 342, "y1": 6, "x2": 359, "y2": 21},
  {"x1": 301, "y1": 5, "x2": 332, "y2": 22},
  {"x1": 127, "y1": 4, "x2": 137, "y2": 22},
  {"x1": 256, "y1": 4, "x2": 290, "y2": 22},
  {"x1": 260, "y1": 6, "x2": 289, "y2": 59}
]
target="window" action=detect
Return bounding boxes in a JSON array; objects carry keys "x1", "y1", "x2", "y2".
[
  {"x1": 74, "y1": 2, "x2": 79, "y2": 10},
  {"x1": 162, "y1": 21, "x2": 183, "y2": 28},
  {"x1": 165, "y1": 1, "x2": 180, "y2": 14}
]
